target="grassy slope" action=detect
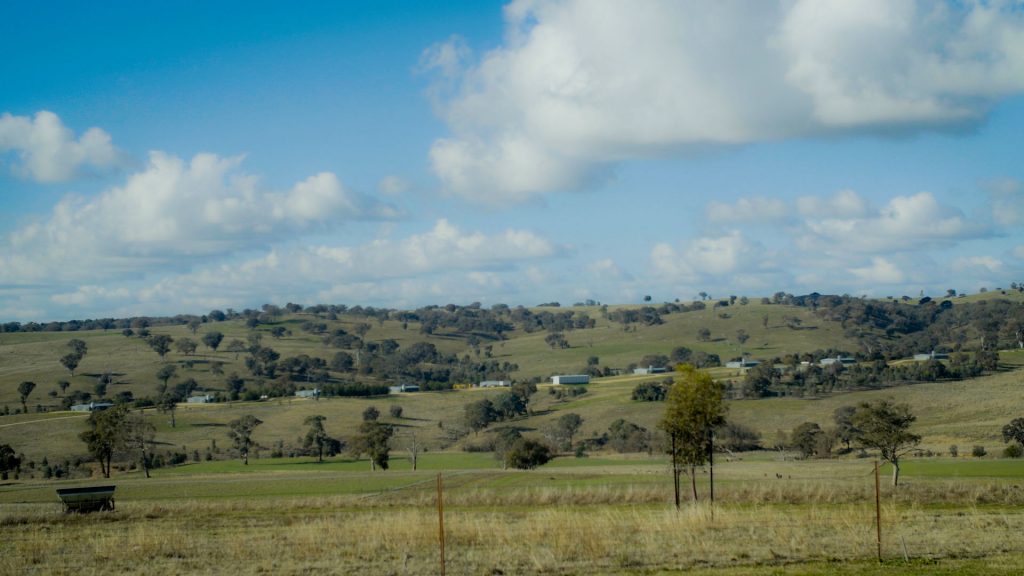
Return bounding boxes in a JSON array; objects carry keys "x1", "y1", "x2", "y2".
[{"x1": 2, "y1": 297, "x2": 1023, "y2": 464}]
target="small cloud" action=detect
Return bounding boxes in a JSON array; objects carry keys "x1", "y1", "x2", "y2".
[
  {"x1": 985, "y1": 178, "x2": 1024, "y2": 227},
  {"x1": 0, "y1": 110, "x2": 125, "y2": 182},
  {"x1": 377, "y1": 175, "x2": 410, "y2": 196},
  {"x1": 707, "y1": 197, "x2": 789, "y2": 224},
  {"x1": 951, "y1": 256, "x2": 1003, "y2": 275},
  {"x1": 850, "y1": 257, "x2": 904, "y2": 284}
]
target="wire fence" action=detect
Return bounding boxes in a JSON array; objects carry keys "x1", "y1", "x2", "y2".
[{"x1": 3, "y1": 463, "x2": 1024, "y2": 574}]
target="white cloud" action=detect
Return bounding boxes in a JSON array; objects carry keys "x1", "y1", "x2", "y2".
[
  {"x1": 0, "y1": 151, "x2": 393, "y2": 285},
  {"x1": 377, "y1": 175, "x2": 411, "y2": 196},
  {"x1": 46, "y1": 220, "x2": 560, "y2": 315},
  {"x1": 0, "y1": 110, "x2": 123, "y2": 182},
  {"x1": 707, "y1": 197, "x2": 789, "y2": 224},
  {"x1": 588, "y1": 258, "x2": 624, "y2": 279},
  {"x1": 652, "y1": 230, "x2": 771, "y2": 282},
  {"x1": 951, "y1": 256, "x2": 1003, "y2": 275},
  {"x1": 797, "y1": 191, "x2": 988, "y2": 254},
  {"x1": 986, "y1": 178, "x2": 1024, "y2": 226},
  {"x1": 796, "y1": 189, "x2": 871, "y2": 218},
  {"x1": 850, "y1": 257, "x2": 905, "y2": 284},
  {"x1": 428, "y1": 0, "x2": 1024, "y2": 203}
]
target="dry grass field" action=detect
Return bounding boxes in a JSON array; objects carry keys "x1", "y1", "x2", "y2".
[{"x1": 4, "y1": 456, "x2": 1024, "y2": 575}]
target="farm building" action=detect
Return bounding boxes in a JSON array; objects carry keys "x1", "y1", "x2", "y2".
[
  {"x1": 70, "y1": 402, "x2": 114, "y2": 412},
  {"x1": 186, "y1": 394, "x2": 214, "y2": 404},
  {"x1": 725, "y1": 358, "x2": 761, "y2": 369},
  {"x1": 633, "y1": 366, "x2": 668, "y2": 375},
  {"x1": 295, "y1": 388, "x2": 321, "y2": 398},
  {"x1": 389, "y1": 384, "x2": 420, "y2": 393},
  {"x1": 479, "y1": 380, "x2": 511, "y2": 388},
  {"x1": 914, "y1": 351, "x2": 950, "y2": 361},
  {"x1": 550, "y1": 374, "x2": 590, "y2": 385},
  {"x1": 819, "y1": 356, "x2": 856, "y2": 367}
]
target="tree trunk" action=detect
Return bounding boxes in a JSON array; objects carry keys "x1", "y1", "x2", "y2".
[
  {"x1": 243, "y1": 450, "x2": 249, "y2": 465},
  {"x1": 370, "y1": 458, "x2": 376, "y2": 471},
  {"x1": 708, "y1": 434, "x2": 715, "y2": 504},
  {"x1": 170, "y1": 410, "x2": 176, "y2": 428},
  {"x1": 892, "y1": 459, "x2": 900, "y2": 486},
  {"x1": 690, "y1": 466, "x2": 698, "y2": 502}
]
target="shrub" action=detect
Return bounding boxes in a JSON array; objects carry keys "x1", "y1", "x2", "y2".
[
  {"x1": 1003, "y1": 444, "x2": 1023, "y2": 459},
  {"x1": 972, "y1": 445, "x2": 987, "y2": 458},
  {"x1": 505, "y1": 439, "x2": 552, "y2": 470},
  {"x1": 949, "y1": 444, "x2": 958, "y2": 458}
]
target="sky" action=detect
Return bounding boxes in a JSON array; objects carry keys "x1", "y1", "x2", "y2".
[{"x1": 2, "y1": 0, "x2": 1024, "y2": 322}]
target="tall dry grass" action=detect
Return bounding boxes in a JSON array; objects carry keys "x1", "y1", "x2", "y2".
[{"x1": 4, "y1": 483, "x2": 1024, "y2": 575}]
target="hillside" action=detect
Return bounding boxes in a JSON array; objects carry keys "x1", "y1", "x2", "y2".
[{"x1": 2, "y1": 294, "x2": 1024, "y2": 468}]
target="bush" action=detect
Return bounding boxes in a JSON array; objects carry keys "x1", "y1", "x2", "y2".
[
  {"x1": 949, "y1": 444, "x2": 958, "y2": 458},
  {"x1": 1003, "y1": 444, "x2": 1023, "y2": 459},
  {"x1": 389, "y1": 405, "x2": 403, "y2": 419},
  {"x1": 972, "y1": 445, "x2": 988, "y2": 458},
  {"x1": 631, "y1": 381, "x2": 669, "y2": 402},
  {"x1": 505, "y1": 439, "x2": 552, "y2": 469}
]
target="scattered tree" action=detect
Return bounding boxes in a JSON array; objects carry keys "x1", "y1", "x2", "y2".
[
  {"x1": 351, "y1": 421, "x2": 393, "y2": 471},
  {"x1": 362, "y1": 406, "x2": 380, "y2": 422},
  {"x1": 389, "y1": 405, "x2": 404, "y2": 419},
  {"x1": 228, "y1": 415, "x2": 263, "y2": 465},
  {"x1": 1002, "y1": 418, "x2": 1024, "y2": 447},
  {"x1": 67, "y1": 338, "x2": 88, "y2": 357},
  {"x1": 123, "y1": 412, "x2": 156, "y2": 478},
  {"x1": 852, "y1": 400, "x2": 921, "y2": 486},
  {"x1": 303, "y1": 415, "x2": 332, "y2": 463},
  {"x1": 790, "y1": 422, "x2": 823, "y2": 459},
  {"x1": 156, "y1": 364, "x2": 177, "y2": 389},
  {"x1": 202, "y1": 331, "x2": 224, "y2": 352},
  {"x1": 79, "y1": 405, "x2": 128, "y2": 478},
  {"x1": 0, "y1": 444, "x2": 21, "y2": 480},
  {"x1": 158, "y1": 395, "x2": 178, "y2": 428},
  {"x1": 147, "y1": 334, "x2": 174, "y2": 359},
  {"x1": 60, "y1": 353, "x2": 82, "y2": 377},
  {"x1": 659, "y1": 365, "x2": 727, "y2": 507},
  {"x1": 551, "y1": 413, "x2": 584, "y2": 449},
  {"x1": 175, "y1": 337, "x2": 197, "y2": 356},
  {"x1": 17, "y1": 381, "x2": 35, "y2": 414}
]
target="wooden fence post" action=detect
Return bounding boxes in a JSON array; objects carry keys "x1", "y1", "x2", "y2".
[
  {"x1": 874, "y1": 460, "x2": 882, "y2": 562},
  {"x1": 438, "y1": 473, "x2": 446, "y2": 576}
]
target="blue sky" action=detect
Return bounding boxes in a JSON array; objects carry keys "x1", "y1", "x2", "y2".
[{"x1": 2, "y1": 0, "x2": 1024, "y2": 321}]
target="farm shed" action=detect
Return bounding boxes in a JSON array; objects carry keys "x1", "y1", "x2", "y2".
[
  {"x1": 70, "y1": 402, "x2": 114, "y2": 412},
  {"x1": 550, "y1": 374, "x2": 590, "y2": 385}
]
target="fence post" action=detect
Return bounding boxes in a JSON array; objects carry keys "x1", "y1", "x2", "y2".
[
  {"x1": 874, "y1": 460, "x2": 882, "y2": 562},
  {"x1": 438, "y1": 473, "x2": 446, "y2": 576}
]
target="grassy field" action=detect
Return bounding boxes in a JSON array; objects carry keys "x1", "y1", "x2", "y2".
[
  {"x1": 3, "y1": 454, "x2": 1024, "y2": 575},
  {"x1": 2, "y1": 360, "x2": 1023, "y2": 467}
]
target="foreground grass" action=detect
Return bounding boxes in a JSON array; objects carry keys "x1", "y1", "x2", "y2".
[
  {"x1": 3, "y1": 490, "x2": 1024, "y2": 575},
  {"x1": 4, "y1": 456, "x2": 1024, "y2": 575}
]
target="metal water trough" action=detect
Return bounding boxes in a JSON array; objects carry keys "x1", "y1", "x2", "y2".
[{"x1": 56, "y1": 485, "x2": 116, "y2": 513}]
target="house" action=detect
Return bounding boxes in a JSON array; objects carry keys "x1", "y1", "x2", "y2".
[
  {"x1": 913, "y1": 350, "x2": 950, "y2": 361},
  {"x1": 295, "y1": 388, "x2": 321, "y2": 399},
  {"x1": 389, "y1": 384, "x2": 421, "y2": 393},
  {"x1": 550, "y1": 374, "x2": 590, "y2": 385},
  {"x1": 725, "y1": 358, "x2": 761, "y2": 369},
  {"x1": 187, "y1": 394, "x2": 214, "y2": 404},
  {"x1": 819, "y1": 355, "x2": 856, "y2": 367},
  {"x1": 479, "y1": 380, "x2": 511, "y2": 388},
  {"x1": 632, "y1": 366, "x2": 668, "y2": 375},
  {"x1": 70, "y1": 402, "x2": 114, "y2": 412}
]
